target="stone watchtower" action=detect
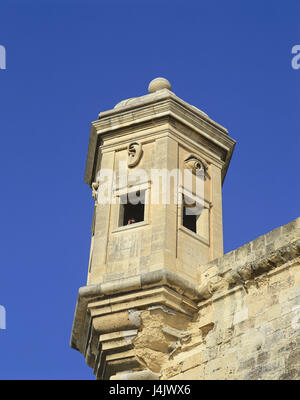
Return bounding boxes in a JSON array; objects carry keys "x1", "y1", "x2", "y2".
[{"x1": 70, "y1": 78, "x2": 236, "y2": 379}]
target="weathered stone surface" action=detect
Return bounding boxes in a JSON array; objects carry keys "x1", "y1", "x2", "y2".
[
  {"x1": 70, "y1": 78, "x2": 300, "y2": 380},
  {"x1": 165, "y1": 223, "x2": 300, "y2": 380}
]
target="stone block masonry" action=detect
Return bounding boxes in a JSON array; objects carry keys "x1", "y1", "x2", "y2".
[
  {"x1": 70, "y1": 77, "x2": 299, "y2": 380},
  {"x1": 161, "y1": 217, "x2": 300, "y2": 380}
]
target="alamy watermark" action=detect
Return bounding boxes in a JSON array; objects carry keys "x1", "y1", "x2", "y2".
[
  {"x1": 0, "y1": 305, "x2": 6, "y2": 329},
  {"x1": 93, "y1": 161, "x2": 205, "y2": 215},
  {"x1": 0, "y1": 45, "x2": 6, "y2": 70},
  {"x1": 291, "y1": 45, "x2": 300, "y2": 70}
]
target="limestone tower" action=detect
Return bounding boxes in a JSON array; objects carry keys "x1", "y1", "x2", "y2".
[{"x1": 70, "y1": 78, "x2": 236, "y2": 379}]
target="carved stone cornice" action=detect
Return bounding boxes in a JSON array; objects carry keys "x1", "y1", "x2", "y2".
[
  {"x1": 71, "y1": 238, "x2": 300, "y2": 355},
  {"x1": 71, "y1": 284, "x2": 198, "y2": 380},
  {"x1": 84, "y1": 90, "x2": 235, "y2": 186},
  {"x1": 70, "y1": 269, "x2": 202, "y2": 355}
]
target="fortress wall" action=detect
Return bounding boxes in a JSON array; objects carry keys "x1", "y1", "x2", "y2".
[{"x1": 160, "y1": 218, "x2": 300, "y2": 380}]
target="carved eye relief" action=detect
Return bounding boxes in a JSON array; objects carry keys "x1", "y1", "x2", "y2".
[
  {"x1": 184, "y1": 155, "x2": 208, "y2": 174},
  {"x1": 194, "y1": 161, "x2": 202, "y2": 171}
]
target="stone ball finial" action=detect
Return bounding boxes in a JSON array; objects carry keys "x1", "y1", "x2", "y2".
[{"x1": 148, "y1": 77, "x2": 172, "y2": 93}]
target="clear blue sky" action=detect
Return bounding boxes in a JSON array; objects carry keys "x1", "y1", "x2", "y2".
[{"x1": 0, "y1": 0, "x2": 299, "y2": 379}]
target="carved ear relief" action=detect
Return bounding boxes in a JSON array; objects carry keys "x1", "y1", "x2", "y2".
[
  {"x1": 184, "y1": 154, "x2": 208, "y2": 174},
  {"x1": 127, "y1": 142, "x2": 143, "y2": 168}
]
